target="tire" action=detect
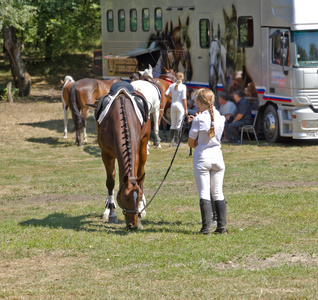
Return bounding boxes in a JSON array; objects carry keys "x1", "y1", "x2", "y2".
[{"x1": 263, "y1": 105, "x2": 280, "y2": 143}]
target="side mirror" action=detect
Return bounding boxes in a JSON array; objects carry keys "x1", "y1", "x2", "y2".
[{"x1": 280, "y1": 34, "x2": 289, "y2": 75}]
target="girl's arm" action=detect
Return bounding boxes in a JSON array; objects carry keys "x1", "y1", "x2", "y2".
[{"x1": 188, "y1": 137, "x2": 198, "y2": 148}]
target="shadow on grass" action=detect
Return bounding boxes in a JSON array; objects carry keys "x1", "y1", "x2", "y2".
[
  {"x1": 26, "y1": 137, "x2": 75, "y2": 148},
  {"x1": 19, "y1": 213, "x2": 194, "y2": 235},
  {"x1": 19, "y1": 212, "x2": 130, "y2": 236},
  {"x1": 83, "y1": 145, "x2": 101, "y2": 157}
]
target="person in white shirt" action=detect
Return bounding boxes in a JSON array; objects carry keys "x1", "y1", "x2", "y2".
[
  {"x1": 165, "y1": 72, "x2": 188, "y2": 146},
  {"x1": 188, "y1": 89, "x2": 228, "y2": 234},
  {"x1": 218, "y1": 92, "x2": 236, "y2": 121}
]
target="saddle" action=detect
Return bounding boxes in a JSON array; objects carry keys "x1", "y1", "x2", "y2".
[
  {"x1": 95, "y1": 81, "x2": 149, "y2": 125},
  {"x1": 159, "y1": 74, "x2": 175, "y2": 84}
]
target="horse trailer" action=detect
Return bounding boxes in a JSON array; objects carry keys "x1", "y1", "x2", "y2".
[{"x1": 101, "y1": 0, "x2": 318, "y2": 142}]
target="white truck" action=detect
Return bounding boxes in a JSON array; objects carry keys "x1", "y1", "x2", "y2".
[{"x1": 101, "y1": 0, "x2": 318, "y2": 142}]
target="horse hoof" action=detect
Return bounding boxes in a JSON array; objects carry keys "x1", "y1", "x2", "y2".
[
  {"x1": 108, "y1": 214, "x2": 118, "y2": 224},
  {"x1": 63, "y1": 135, "x2": 67, "y2": 139},
  {"x1": 156, "y1": 144, "x2": 162, "y2": 149}
]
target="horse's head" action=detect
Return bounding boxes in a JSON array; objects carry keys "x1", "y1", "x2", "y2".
[
  {"x1": 117, "y1": 175, "x2": 144, "y2": 230},
  {"x1": 163, "y1": 68, "x2": 177, "y2": 82},
  {"x1": 139, "y1": 65, "x2": 153, "y2": 78}
]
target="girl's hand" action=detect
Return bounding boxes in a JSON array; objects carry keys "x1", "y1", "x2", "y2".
[{"x1": 187, "y1": 115, "x2": 194, "y2": 123}]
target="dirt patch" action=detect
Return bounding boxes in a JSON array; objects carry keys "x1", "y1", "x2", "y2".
[{"x1": 217, "y1": 252, "x2": 318, "y2": 270}]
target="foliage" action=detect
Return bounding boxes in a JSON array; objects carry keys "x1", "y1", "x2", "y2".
[
  {"x1": 0, "y1": 82, "x2": 19, "y2": 101},
  {"x1": 0, "y1": 0, "x2": 101, "y2": 61},
  {"x1": 0, "y1": 0, "x2": 36, "y2": 31}
]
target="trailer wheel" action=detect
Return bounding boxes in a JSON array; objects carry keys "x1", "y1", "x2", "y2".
[{"x1": 263, "y1": 105, "x2": 280, "y2": 143}]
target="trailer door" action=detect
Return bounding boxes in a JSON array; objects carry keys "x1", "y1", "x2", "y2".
[
  {"x1": 264, "y1": 28, "x2": 293, "y2": 142},
  {"x1": 268, "y1": 28, "x2": 293, "y2": 101}
]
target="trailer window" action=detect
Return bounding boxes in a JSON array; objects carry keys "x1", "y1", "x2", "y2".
[
  {"x1": 107, "y1": 10, "x2": 114, "y2": 32},
  {"x1": 155, "y1": 8, "x2": 162, "y2": 31},
  {"x1": 238, "y1": 16, "x2": 253, "y2": 47},
  {"x1": 294, "y1": 31, "x2": 318, "y2": 67},
  {"x1": 199, "y1": 19, "x2": 210, "y2": 48},
  {"x1": 142, "y1": 9, "x2": 150, "y2": 31},
  {"x1": 118, "y1": 9, "x2": 125, "y2": 32},
  {"x1": 130, "y1": 9, "x2": 137, "y2": 32}
]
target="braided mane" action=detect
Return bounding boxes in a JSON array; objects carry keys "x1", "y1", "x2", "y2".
[{"x1": 120, "y1": 94, "x2": 135, "y2": 184}]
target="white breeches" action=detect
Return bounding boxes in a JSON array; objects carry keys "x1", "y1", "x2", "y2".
[
  {"x1": 193, "y1": 157, "x2": 225, "y2": 201},
  {"x1": 170, "y1": 103, "x2": 185, "y2": 129}
]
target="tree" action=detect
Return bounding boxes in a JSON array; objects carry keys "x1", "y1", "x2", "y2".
[{"x1": 0, "y1": 0, "x2": 35, "y2": 96}]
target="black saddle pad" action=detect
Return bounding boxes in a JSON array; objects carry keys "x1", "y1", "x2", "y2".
[
  {"x1": 95, "y1": 82, "x2": 149, "y2": 125},
  {"x1": 110, "y1": 81, "x2": 134, "y2": 95}
]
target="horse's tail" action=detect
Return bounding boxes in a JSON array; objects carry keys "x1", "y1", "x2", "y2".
[{"x1": 69, "y1": 83, "x2": 85, "y2": 131}]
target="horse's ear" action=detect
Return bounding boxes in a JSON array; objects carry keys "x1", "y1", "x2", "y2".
[
  {"x1": 186, "y1": 15, "x2": 189, "y2": 27},
  {"x1": 148, "y1": 64, "x2": 152, "y2": 72},
  {"x1": 61, "y1": 80, "x2": 64, "y2": 85},
  {"x1": 223, "y1": 9, "x2": 229, "y2": 27},
  {"x1": 165, "y1": 22, "x2": 168, "y2": 34},
  {"x1": 232, "y1": 4, "x2": 237, "y2": 20},
  {"x1": 170, "y1": 21, "x2": 173, "y2": 34},
  {"x1": 137, "y1": 173, "x2": 145, "y2": 185}
]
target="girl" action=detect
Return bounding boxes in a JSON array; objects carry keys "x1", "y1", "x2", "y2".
[
  {"x1": 165, "y1": 72, "x2": 188, "y2": 146},
  {"x1": 188, "y1": 89, "x2": 228, "y2": 234}
]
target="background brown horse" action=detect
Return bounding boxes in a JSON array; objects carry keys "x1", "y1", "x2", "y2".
[
  {"x1": 96, "y1": 82, "x2": 151, "y2": 229},
  {"x1": 69, "y1": 78, "x2": 121, "y2": 146}
]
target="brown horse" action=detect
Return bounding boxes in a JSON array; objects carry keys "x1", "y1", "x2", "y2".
[
  {"x1": 69, "y1": 78, "x2": 121, "y2": 146},
  {"x1": 96, "y1": 81, "x2": 151, "y2": 229}
]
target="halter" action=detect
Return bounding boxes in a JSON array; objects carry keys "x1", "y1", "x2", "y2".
[{"x1": 116, "y1": 178, "x2": 139, "y2": 215}]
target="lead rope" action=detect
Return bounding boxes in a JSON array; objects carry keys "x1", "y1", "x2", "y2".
[{"x1": 138, "y1": 114, "x2": 188, "y2": 217}]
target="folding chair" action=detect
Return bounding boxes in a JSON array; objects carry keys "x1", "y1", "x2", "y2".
[{"x1": 240, "y1": 110, "x2": 259, "y2": 144}]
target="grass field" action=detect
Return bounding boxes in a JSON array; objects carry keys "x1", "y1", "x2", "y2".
[{"x1": 1, "y1": 91, "x2": 318, "y2": 299}]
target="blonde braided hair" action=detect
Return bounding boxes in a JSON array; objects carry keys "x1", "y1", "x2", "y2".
[
  {"x1": 195, "y1": 89, "x2": 215, "y2": 138},
  {"x1": 174, "y1": 72, "x2": 184, "y2": 91}
]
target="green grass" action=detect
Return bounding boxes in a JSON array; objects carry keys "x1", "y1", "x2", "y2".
[{"x1": 1, "y1": 100, "x2": 318, "y2": 299}]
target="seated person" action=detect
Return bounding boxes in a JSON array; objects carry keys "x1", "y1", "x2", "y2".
[
  {"x1": 218, "y1": 92, "x2": 236, "y2": 121},
  {"x1": 224, "y1": 90, "x2": 252, "y2": 143}
]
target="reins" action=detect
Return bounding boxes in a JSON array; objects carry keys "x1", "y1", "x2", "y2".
[{"x1": 138, "y1": 114, "x2": 188, "y2": 217}]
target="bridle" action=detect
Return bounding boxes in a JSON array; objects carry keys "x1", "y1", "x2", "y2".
[{"x1": 116, "y1": 177, "x2": 140, "y2": 215}]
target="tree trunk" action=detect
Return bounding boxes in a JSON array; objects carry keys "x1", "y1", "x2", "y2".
[
  {"x1": 7, "y1": 82, "x2": 13, "y2": 103},
  {"x1": 3, "y1": 26, "x2": 31, "y2": 97}
]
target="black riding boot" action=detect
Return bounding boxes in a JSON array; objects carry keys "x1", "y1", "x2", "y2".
[
  {"x1": 213, "y1": 200, "x2": 229, "y2": 234},
  {"x1": 198, "y1": 199, "x2": 212, "y2": 235},
  {"x1": 169, "y1": 129, "x2": 176, "y2": 146},
  {"x1": 211, "y1": 198, "x2": 217, "y2": 227}
]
